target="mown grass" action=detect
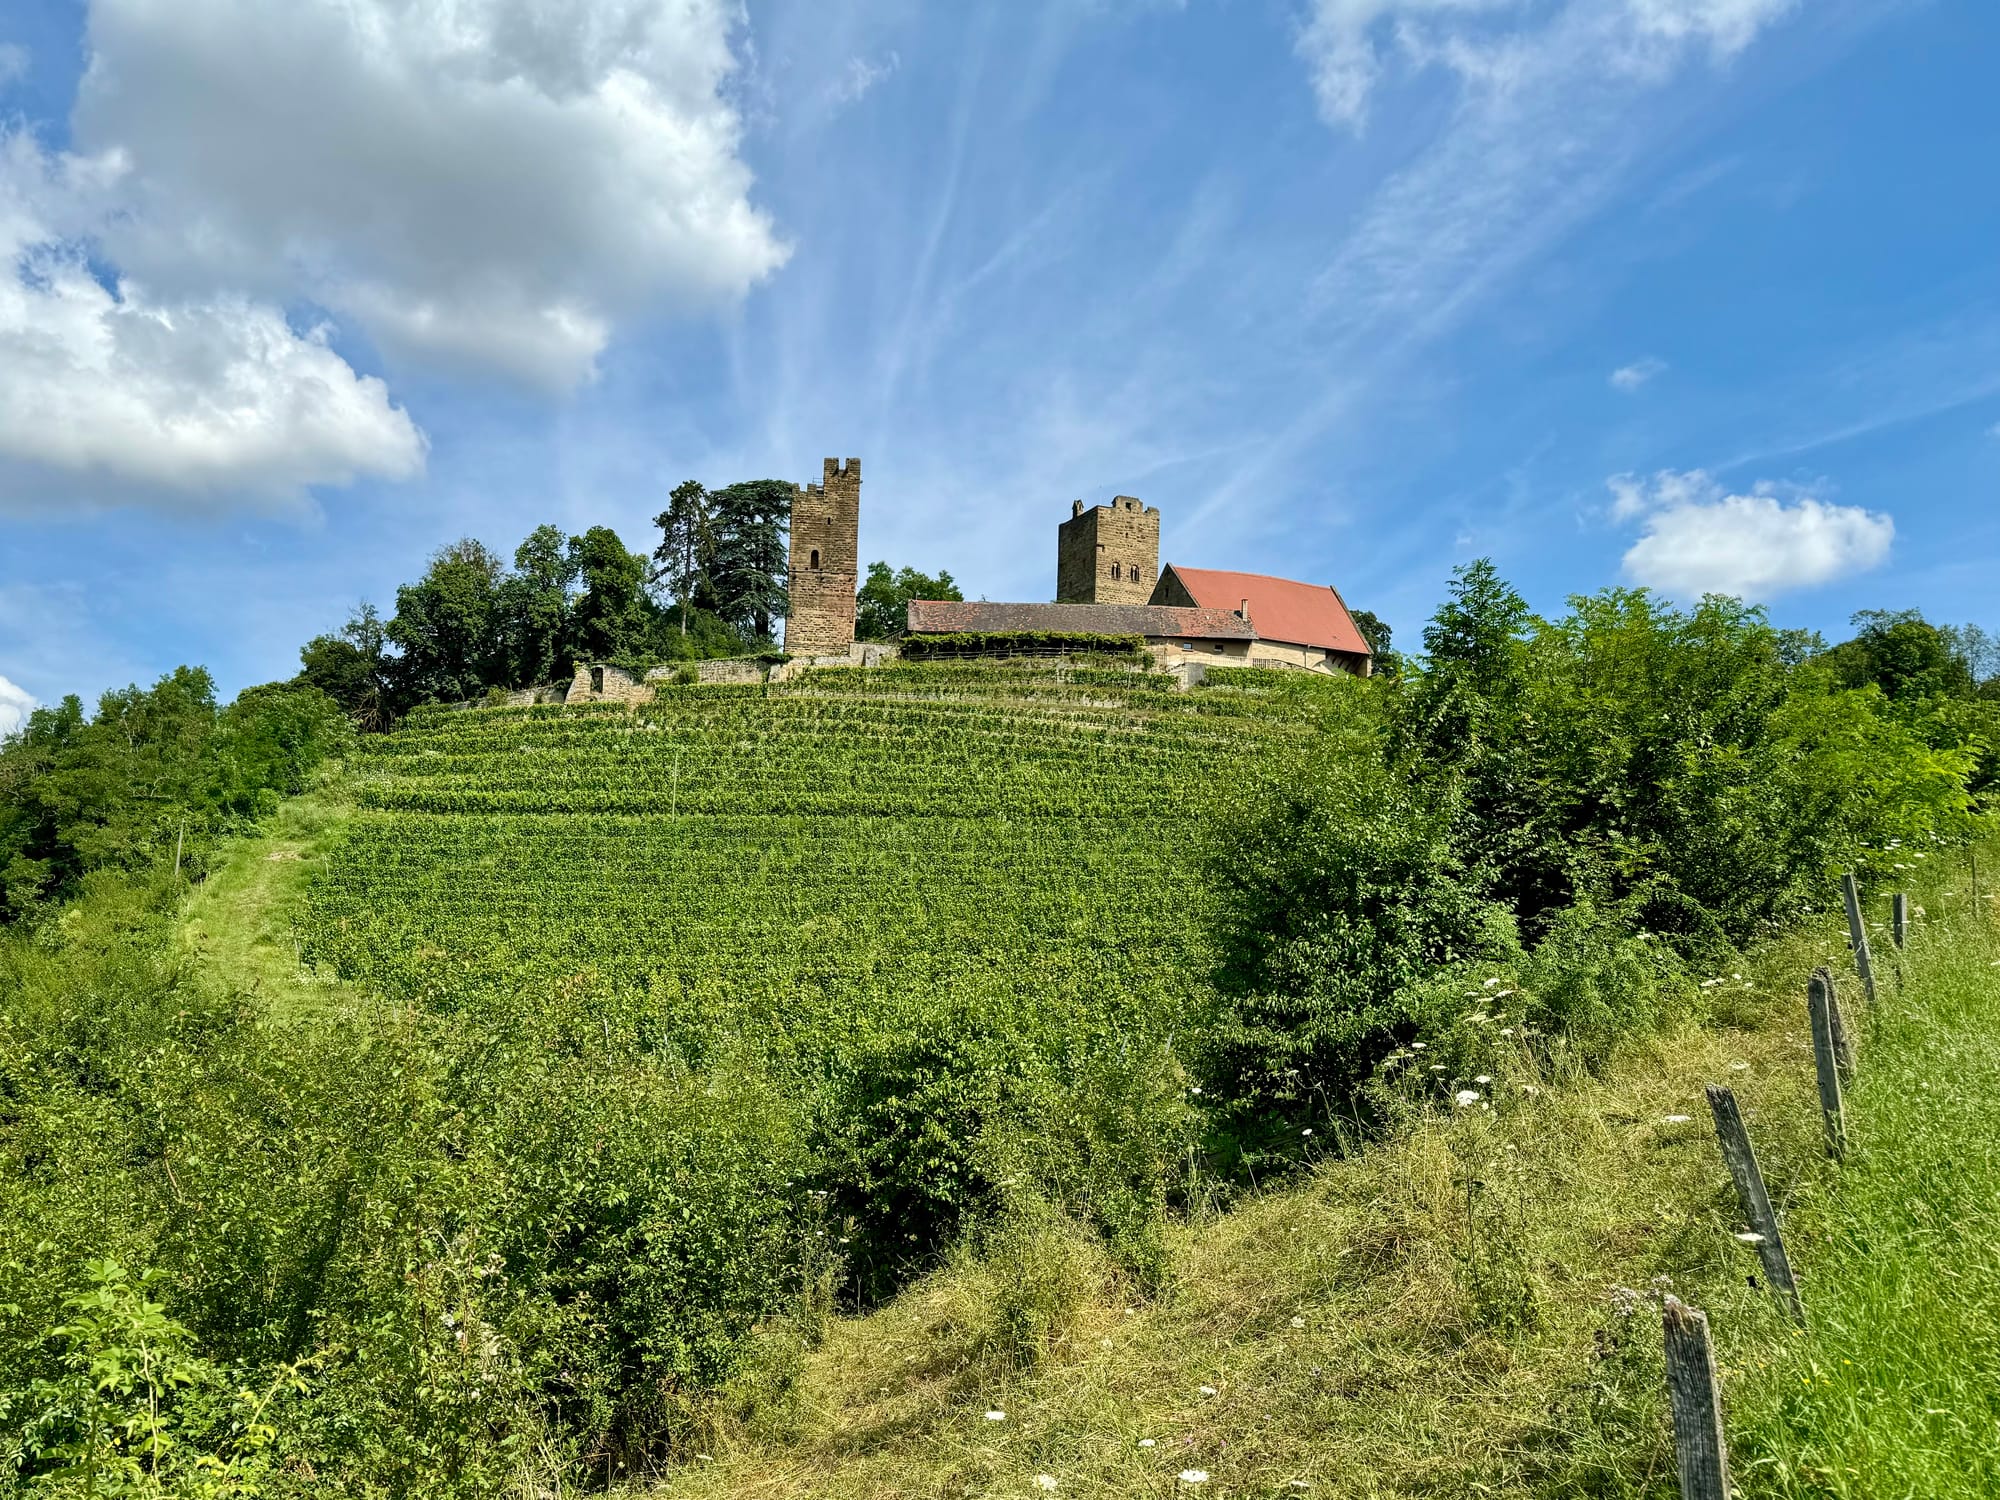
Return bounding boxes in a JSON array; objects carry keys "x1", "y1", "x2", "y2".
[
  {"x1": 650, "y1": 856, "x2": 1997, "y2": 1500},
  {"x1": 175, "y1": 784, "x2": 357, "y2": 1018}
]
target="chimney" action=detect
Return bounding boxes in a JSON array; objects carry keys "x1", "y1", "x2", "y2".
[{"x1": 1238, "y1": 598, "x2": 1252, "y2": 620}]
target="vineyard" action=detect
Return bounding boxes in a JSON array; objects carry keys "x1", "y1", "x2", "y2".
[{"x1": 302, "y1": 663, "x2": 1323, "y2": 1036}]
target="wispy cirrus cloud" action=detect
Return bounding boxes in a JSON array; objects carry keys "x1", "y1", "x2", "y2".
[
  {"x1": 1611, "y1": 467, "x2": 1893, "y2": 599},
  {"x1": 1610, "y1": 356, "x2": 1667, "y2": 390}
]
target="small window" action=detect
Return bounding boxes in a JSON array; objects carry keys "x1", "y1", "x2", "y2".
[
  {"x1": 1213, "y1": 644, "x2": 1225, "y2": 654},
  {"x1": 1181, "y1": 643, "x2": 1193, "y2": 652},
  {"x1": 1111, "y1": 562, "x2": 1122, "y2": 580},
  {"x1": 590, "y1": 666, "x2": 605, "y2": 693},
  {"x1": 810, "y1": 548, "x2": 820, "y2": 570}
]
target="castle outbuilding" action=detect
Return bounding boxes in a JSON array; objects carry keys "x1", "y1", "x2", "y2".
[{"x1": 908, "y1": 495, "x2": 1372, "y2": 677}]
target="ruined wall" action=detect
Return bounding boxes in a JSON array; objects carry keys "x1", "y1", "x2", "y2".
[
  {"x1": 786, "y1": 458, "x2": 861, "y2": 657},
  {"x1": 1056, "y1": 497, "x2": 1160, "y2": 605}
]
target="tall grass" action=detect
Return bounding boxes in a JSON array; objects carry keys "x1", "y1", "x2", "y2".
[{"x1": 1730, "y1": 878, "x2": 2000, "y2": 1496}]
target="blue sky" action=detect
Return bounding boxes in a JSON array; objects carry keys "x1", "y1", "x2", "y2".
[{"x1": 0, "y1": 0, "x2": 1995, "y2": 725}]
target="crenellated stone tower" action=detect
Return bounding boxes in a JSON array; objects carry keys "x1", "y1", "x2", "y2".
[
  {"x1": 1056, "y1": 496, "x2": 1160, "y2": 605},
  {"x1": 785, "y1": 457, "x2": 861, "y2": 656}
]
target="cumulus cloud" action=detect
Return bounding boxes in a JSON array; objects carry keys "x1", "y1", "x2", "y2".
[
  {"x1": 0, "y1": 132, "x2": 425, "y2": 507},
  {"x1": 0, "y1": 673, "x2": 33, "y2": 737},
  {"x1": 1612, "y1": 468, "x2": 1893, "y2": 600},
  {"x1": 73, "y1": 0, "x2": 789, "y2": 389},
  {"x1": 1296, "y1": 0, "x2": 1798, "y2": 128},
  {"x1": 1610, "y1": 356, "x2": 1667, "y2": 390}
]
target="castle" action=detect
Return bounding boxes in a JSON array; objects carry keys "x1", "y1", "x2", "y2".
[
  {"x1": 772, "y1": 457, "x2": 1370, "y2": 677},
  {"x1": 571, "y1": 454, "x2": 1370, "y2": 690}
]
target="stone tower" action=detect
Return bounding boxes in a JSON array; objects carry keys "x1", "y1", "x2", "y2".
[
  {"x1": 1056, "y1": 496, "x2": 1160, "y2": 605},
  {"x1": 785, "y1": 457, "x2": 861, "y2": 656}
]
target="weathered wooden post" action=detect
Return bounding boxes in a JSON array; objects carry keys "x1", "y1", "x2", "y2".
[
  {"x1": 1663, "y1": 1297, "x2": 1731, "y2": 1500},
  {"x1": 1811, "y1": 965, "x2": 1854, "y2": 1084},
  {"x1": 1892, "y1": 892, "x2": 1909, "y2": 949},
  {"x1": 1840, "y1": 871, "x2": 1877, "y2": 1007},
  {"x1": 1808, "y1": 979, "x2": 1847, "y2": 1160},
  {"x1": 1705, "y1": 1084, "x2": 1805, "y2": 1323}
]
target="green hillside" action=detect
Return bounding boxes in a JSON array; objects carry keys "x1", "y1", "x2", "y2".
[
  {"x1": 301, "y1": 661, "x2": 1316, "y2": 1040},
  {"x1": 293, "y1": 661, "x2": 1333, "y2": 1289}
]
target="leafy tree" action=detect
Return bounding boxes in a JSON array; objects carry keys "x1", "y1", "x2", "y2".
[
  {"x1": 653, "y1": 480, "x2": 716, "y2": 638},
  {"x1": 565, "y1": 526, "x2": 657, "y2": 664},
  {"x1": 387, "y1": 540, "x2": 508, "y2": 705},
  {"x1": 0, "y1": 671, "x2": 349, "y2": 919},
  {"x1": 1824, "y1": 610, "x2": 1977, "y2": 702},
  {"x1": 707, "y1": 480, "x2": 792, "y2": 641},
  {"x1": 1348, "y1": 607, "x2": 1400, "y2": 681},
  {"x1": 499, "y1": 524, "x2": 578, "y2": 687},
  {"x1": 1205, "y1": 684, "x2": 1504, "y2": 1144},
  {"x1": 855, "y1": 561, "x2": 963, "y2": 641},
  {"x1": 298, "y1": 603, "x2": 397, "y2": 729}
]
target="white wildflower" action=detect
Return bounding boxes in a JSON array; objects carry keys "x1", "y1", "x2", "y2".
[
  {"x1": 1455, "y1": 1089, "x2": 1482, "y2": 1107},
  {"x1": 985, "y1": 1410, "x2": 1006, "y2": 1421},
  {"x1": 1199, "y1": 1384, "x2": 1217, "y2": 1396},
  {"x1": 1180, "y1": 1473, "x2": 1211, "y2": 1486},
  {"x1": 1034, "y1": 1477, "x2": 1058, "y2": 1492},
  {"x1": 1661, "y1": 1115, "x2": 1691, "y2": 1124},
  {"x1": 1288, "y1": 1315, "x2": 1306, "y2": 1329},
  {"x1": 1139, "y1": 1438, "x2": 1156, "y2": 1448},
  {"x1": 1733, "y1": 1232, "x2": 1766, "y2": 1245},
  {"x1": 1475, "y1": 1074, "x2": 1492, "y2": 1085}
]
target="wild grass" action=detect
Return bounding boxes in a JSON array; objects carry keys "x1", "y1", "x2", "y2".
[
  {"x1": 650, "y1": 856, "x2": 1997, "y2": 1499},
  {"x1": 1728, "y1": 874, "x2": 2000, "y2": 1496}
]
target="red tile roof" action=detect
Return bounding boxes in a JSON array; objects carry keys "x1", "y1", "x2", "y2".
[
  {"x1": 905, "y1": 599, "x2": 1256, "y2": 639},
  {"x1": 1163, "y1": 566, "x2": 1372, "y2": 656}
]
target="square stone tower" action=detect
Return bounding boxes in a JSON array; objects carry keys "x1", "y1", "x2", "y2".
[
  {"x1": 1056, "y1": 496, "x2": 1160, "y2": 604},
  {"x1": 785, "y1": 457, "x2": 861, "y2": 656}
]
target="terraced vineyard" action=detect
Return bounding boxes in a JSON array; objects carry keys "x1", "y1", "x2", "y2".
[{"x1": 301, "y1": 662, "x2": 1331, "y2": 1064}]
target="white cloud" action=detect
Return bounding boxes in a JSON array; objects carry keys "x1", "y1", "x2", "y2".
[
  {"x1": 73, "y1": 0, "x2": 789, "y2": 389},
  {"x1": 0, "y1": 673, "x2": 32, "y2": 737},
  {"x1": 1612, "y1": 468, "x2": 1893, "y2": 599},
  {"x1": 1296, "y1": 0, "x2": 1799, "y2": 128},
  {"x1": 0, "y1": 45, "x2": 28, "y2": 85},
  {"x1": 0, "y1": 132, "x2": 426, "y2": 507},
  {"x1": 1610, "y1": 356, "x2": 1667, "y2": 390}
]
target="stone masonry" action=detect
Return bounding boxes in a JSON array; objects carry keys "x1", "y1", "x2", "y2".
[
  {"x1": 1056, "y1": 497, "x2": 1160, "y2": 605},
  {"x1": 786, "y1": 458, "x2": 861, "y2": 657}
]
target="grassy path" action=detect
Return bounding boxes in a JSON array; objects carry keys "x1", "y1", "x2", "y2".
[
  {"x1": 176, "y1": 789, "x2": 358, "y2": 1018},
  {"x1": 651, "y1": 860, "x2": 1998, "y2": 1499}
]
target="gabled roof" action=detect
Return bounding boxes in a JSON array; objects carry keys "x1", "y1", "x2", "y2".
[
  {"x1": 905, "y1": 599, "x2": 1256, "y2": 640},
  {"x1": 1162, "y1": 566, "x2": 1372, "y2": 656}
]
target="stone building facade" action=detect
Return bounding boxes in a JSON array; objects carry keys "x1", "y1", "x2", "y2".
[
  {"x1": 785, "y1": 458, "x2": 861, "y2": 657},
  {"x1": 1056, "y1": 497, "x2": 1160, "y2": 605}
]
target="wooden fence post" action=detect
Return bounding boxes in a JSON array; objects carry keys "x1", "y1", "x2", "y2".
[
  {"x1": 1705, "y1": 1084, "x2": 1805, "y2": 1323},
  {"x1": 1892, "y1": 892, "x2": 1909, "y2": 950},
  {"x1": 1841, "y1": 872, "x2": 1878, "y2": 1007},
  {"x1": 1811, "y1": 966, "x2": 1854, "y2": 1084},
  {"x1": 1808, "y1": 979, "x2": 1847, "y2": 1160},
  {"x1": 1663, "y1": 1297, "x2": 1731, "y2": 1500}
]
